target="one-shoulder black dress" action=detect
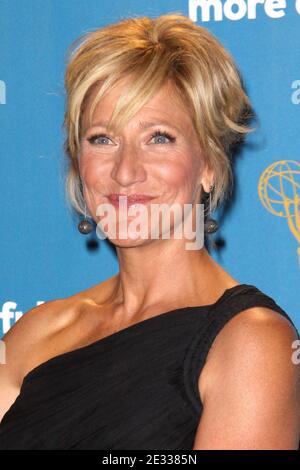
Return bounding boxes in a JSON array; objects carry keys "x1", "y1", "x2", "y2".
[{"x1": 0, "y1": 284, "x2": 299, "y2": 450}]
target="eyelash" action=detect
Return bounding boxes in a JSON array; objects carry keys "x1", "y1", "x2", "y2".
[{"x1": 86, "y1": 129, "x2": 176, "y2": 145}]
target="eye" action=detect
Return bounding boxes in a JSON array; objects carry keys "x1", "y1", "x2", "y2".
[
  {"x1": 86, "y1": 129, "x2": 176, "y2": 146},
  {"x1": 86, "y1": 134, "x2": 113, "y2": 145},
  {"x1": 150, "y1": 130, "x2": 176, "y2": 144}
]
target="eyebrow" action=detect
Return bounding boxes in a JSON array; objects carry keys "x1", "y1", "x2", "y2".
[{"x1": 85, "y1": 119, "x2": 180, "y2": 132}]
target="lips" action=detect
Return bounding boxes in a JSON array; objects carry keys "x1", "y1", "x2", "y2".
[{"x1": 107, "y1": 194, "x2": 155, "y2": 207}]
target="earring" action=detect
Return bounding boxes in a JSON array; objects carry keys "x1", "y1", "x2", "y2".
[
  {"x1": 78, "y1": 202, "x2": 93, "y2": 234},
  {"x1": 204, "y1": 185, "x2": 219, "y2": 234}
]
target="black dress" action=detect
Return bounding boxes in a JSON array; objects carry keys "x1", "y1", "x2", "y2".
[{"x1": 0, "y1": 284, "x2": 299, "y2": 450}]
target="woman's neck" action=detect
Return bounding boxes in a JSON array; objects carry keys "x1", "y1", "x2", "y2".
[{"x1": 107, "y1": 240, "x2": 237, "y2": 317}]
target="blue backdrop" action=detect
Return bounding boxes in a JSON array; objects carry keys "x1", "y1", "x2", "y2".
[{"x1": 1, "y1": 0, "x2": 299, "y2": 337}]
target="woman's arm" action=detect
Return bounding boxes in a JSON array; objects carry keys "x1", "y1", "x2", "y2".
[{"x1": 192, "y1": 307, "x2": 300, "y2": 449}]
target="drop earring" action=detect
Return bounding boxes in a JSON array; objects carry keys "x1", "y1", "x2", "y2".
[
  {"x1": 78, "y1": 202, "x2": 93, "y2": 234},
  {"x1": 204, "y1": 185, "x2": 219, "y2": 234}
]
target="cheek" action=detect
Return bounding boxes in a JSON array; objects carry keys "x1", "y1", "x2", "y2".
[
  {"x1": 79, "y1": 154, "x2": 109, "y2": 188},
  {"x1": 157, "y1": 155, "x2": 198, "y2": 194}
]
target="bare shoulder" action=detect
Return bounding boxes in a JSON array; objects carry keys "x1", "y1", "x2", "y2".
[
  {"x1": 200, "y1": 307, "x2": 299, "y2": 400},
  {"x1": 0, "y1": 297, "x2": 74, "y2": 385},
  {"x1": 0, "y1": 297, "x2": 74, "y2": 423},
  {"x1": 208, "y1": 306, "x2": 298, "y2": 362},
  {"x1": 219, "y1": 306, "x2": 298, "y2": 346},
  {"x1": 0, "y1": 276, "x2": 115, "y2": 385},
  {"x1": 0, "y1": 278, "x2": 115, "y2": 423},
  {"x1": 194, "y1": 307, "x2": 300, "y2": 449}
]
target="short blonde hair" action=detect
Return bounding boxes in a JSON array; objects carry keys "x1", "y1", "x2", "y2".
[{"x1": 63, "y1": 12, "x2": 255, "y2": 217}]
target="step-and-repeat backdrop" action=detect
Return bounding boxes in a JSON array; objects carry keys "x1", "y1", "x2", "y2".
[{"x1": 1, "y1": 0, "x2": 300, "y2": 338}]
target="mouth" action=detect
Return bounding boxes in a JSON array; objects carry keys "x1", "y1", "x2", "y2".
[{"x1": 107, "y1": 194, "x2": 156, "y2": 208}]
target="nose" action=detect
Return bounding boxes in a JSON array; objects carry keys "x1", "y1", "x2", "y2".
[{"x1": 110, "y1": 144, "x2": 147, "y2": 187}]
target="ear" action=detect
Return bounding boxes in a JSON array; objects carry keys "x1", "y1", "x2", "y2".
[{"x1": 200, "y1": 167, "x2": 214, "y2": 193}]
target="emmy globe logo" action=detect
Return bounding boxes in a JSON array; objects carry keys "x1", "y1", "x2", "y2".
[{"x1": 258, "y1": 160, "x2": 300, "y2": 265}]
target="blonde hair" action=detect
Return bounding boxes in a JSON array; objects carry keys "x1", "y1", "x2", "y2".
[{"x1": 63, "y1": 12, "x2": 255, "y2": 217}]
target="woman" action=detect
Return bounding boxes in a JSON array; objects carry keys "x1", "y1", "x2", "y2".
[{"x1": 0, "y1": 13, "x2": 299, "y2": 450}]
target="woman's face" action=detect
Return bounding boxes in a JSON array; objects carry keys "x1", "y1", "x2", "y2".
[{"x1": 79, "y1": 76, "x2": 209, "y2": 246}]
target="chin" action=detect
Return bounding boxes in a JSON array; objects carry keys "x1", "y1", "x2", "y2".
[
  {"x1": 107, "y1": 235, "x2": 154, "y2": 248},
  {"x1": 96, "y1": 218, "x2": 161, "y2": 247}
]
